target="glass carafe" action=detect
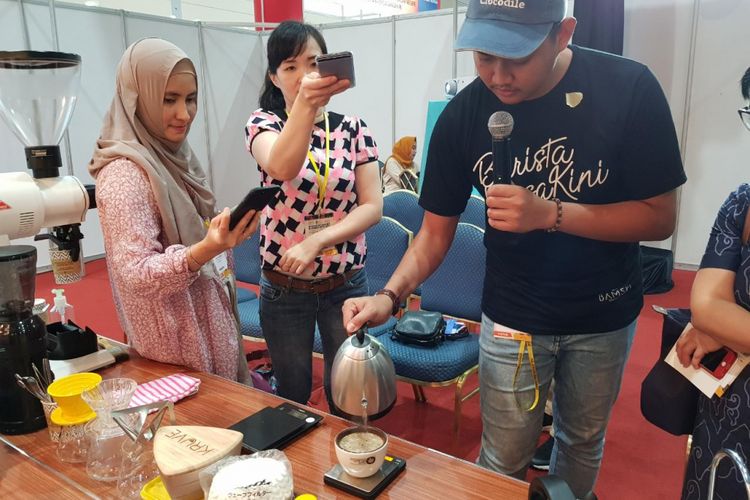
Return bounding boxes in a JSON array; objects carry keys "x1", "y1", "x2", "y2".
[
  {"x1": 116, "y1": 439, "x2": 159, "y2": 499},
  {"x1": 81, "y1": 378, "x2": 137, "y2": 481}
]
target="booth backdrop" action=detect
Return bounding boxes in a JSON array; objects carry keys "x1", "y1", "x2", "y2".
[{"x1": 0, "y1": 0, "x2": 747, "y2": 270}]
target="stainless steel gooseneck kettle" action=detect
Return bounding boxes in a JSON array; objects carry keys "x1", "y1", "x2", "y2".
[{"x1": 330, "y1": 327, "x2": 396, "y2": 421}]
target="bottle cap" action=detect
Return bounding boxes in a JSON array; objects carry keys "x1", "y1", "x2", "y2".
[{"x1": 52, "y1": 288, "x2": 67, "y2": 311}]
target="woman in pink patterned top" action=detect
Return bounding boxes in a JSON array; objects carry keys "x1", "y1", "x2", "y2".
[
  {"x1": 245, "y1": 21, "x2": 382, "y2": 410},
  {"x1": 89, "y1": 39, "x2": 259, "y2": 382}
]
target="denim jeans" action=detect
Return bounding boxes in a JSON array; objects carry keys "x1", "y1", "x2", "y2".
[
  {"x1": 259, "y1": 268, "x2": 369, "y2": 408},
  {"x1": 477, "y1": 314, "x2": 636, "y2": 498}
]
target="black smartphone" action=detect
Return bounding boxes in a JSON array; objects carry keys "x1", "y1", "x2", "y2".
[
  {"x1": 228, "y1": 185, "x2": 281, "y2": 230},
  {"x1": 316, "y1": 51, "x2": 356, "y2": 88},
  {"x1": 228, "y1": 402, "x2": 323, "y2": 452}
]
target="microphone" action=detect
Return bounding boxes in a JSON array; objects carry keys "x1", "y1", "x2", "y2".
[{"x1": 487, "y1": 111, "x2": 514, "y2": 184}]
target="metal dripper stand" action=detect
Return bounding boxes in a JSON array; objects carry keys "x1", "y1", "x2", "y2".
[
  {"x1": 111, "y1": 401, "x2": 176, "y2": 498},
  {"x1": 0, "y1": 51, "x2": 96, "y2": 283}
]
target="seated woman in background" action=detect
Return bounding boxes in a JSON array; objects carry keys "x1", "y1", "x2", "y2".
[
  {"x1": 245, "y1": 21, "x2": 382, "y2": 409},
  {"x1": 89, "y1": 38, "x2": 259, "y2": 382},
  {"x1": 382, "y1": 135, "x2": 418, "y2": 194},
  {"x1": 676, "y1": 66, "x2": 750, "y2": 500}
]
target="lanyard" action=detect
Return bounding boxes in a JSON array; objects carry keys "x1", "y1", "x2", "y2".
[
  {"x1": 494, "y1": 328, "x2": 540, "y2": 412},
  {"x1": 284, "y1": 110, "x2": 330, "y2": 212},
  {"x1": 512, "y1": 337, "x2": 540, "y2": 412}
]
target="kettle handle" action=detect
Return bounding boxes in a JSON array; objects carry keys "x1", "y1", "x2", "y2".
[{"x1": 355, "y1": 326, "x2": 367, "y2": 343}]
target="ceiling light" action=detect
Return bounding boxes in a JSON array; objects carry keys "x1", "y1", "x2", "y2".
[{"x1": 84, "y1": 1, "x2": 99, "y2": 6}]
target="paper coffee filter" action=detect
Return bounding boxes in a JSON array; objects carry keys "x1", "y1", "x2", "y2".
[{"x1": 200, "y1": 450, "x2": 294, "y2": 500}]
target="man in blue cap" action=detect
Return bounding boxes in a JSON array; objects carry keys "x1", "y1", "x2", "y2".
[{"x1": 343, "y1": 0, "x2": 686, "y2": 496}]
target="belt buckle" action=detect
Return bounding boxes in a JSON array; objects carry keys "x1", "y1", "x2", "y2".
[{"x1": 311, "y1": 275, "x2": 334, "y2": 293}]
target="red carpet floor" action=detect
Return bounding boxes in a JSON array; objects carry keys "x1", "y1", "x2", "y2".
[{"x1": 36, "y1": 259, "x2": 693, "y2": 499}]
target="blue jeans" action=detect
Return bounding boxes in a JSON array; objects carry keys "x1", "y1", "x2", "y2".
[
  {"x1": 259, "y1": 268, "x2": 369, "y2": 408},
  {"x1": 478, "y1": 314, "x2": 636, "y2": 498}
]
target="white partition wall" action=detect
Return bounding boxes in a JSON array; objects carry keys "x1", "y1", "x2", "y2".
[
  {"x1": 672, "y1": 0, "x2": 750, "y2": 266},
  {"x1": 0, "y1": 2, "x2": 31, "y2": 175},
  {"x1": 0, "y1": 1, "x2": 268, "y2": 267},
  {"x1": 2, "y1": 0, "x2": 750, "y2": 268},
  {"x1": 200, "y1": 27, "x2": 265, "y2": 207},
  {"x1": 394, "y1": 11, "x2": 471, "y2": 169},
  {"x1": 320, "y1": 21, "x2": 395, "y2": 158}
]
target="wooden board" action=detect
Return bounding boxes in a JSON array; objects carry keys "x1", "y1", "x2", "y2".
[{"x1": 154, "y1": 425, "x2": 242, "y2": 500}]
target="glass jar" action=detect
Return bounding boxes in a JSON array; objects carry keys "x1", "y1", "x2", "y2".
[
  {"x1": 57, "y1": 421, "x2": 88, "y2": 463},
  {"x1": 116, "y1": 440, "x2": 159, "y2": 499}
]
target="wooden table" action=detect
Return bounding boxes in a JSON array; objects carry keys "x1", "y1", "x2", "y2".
[{"x1": 1, "y1": 353, "x2": 528, "y2": 499}]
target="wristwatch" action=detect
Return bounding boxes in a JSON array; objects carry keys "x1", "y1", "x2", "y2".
[{"x1": 375, "y1": 288, "x2": 400, "y2": 315}]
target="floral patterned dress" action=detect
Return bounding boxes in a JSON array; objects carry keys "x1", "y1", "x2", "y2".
[{"x1": 96, "y1": 158, "x2": 241, "y2": 380}]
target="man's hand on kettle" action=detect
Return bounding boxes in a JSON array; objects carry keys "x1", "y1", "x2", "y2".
[{"x1": 343, "y1": 295, "x2": 393, "y2": 333}]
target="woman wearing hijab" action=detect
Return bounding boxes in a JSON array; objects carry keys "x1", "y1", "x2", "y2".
[
  {"x1": 382, "y1": 136, "x2": 418, "y2": 194},
  {"x1": 89, "y1": 38, "x2": 258, "y2": 382}
]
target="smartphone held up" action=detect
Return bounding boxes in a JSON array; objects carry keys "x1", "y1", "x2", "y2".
[
  {"x1": 228, "y1": 185, "x2": 281, "y2": 230},
  {"x1": 316, "y1": 51, "x2": 356, "y2": 88}
]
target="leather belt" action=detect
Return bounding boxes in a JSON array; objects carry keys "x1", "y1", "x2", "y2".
[{"x1": 262, "y1": 268, "x2": 359, "y2": 294}]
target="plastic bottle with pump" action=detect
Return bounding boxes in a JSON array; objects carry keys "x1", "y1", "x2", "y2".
[{"x1": 49, "y1": 288, "x2": 75, "y2": 325}]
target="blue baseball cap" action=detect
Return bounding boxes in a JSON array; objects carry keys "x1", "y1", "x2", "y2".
[{"x1": 455, "y1": 0, "x2": 567, "y2": 59}]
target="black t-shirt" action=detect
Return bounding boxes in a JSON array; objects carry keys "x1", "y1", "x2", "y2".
[{"x1": 420, "y1": 45, "x2": 687, "y2": 335}]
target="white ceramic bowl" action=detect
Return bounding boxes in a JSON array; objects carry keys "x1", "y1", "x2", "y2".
[{"x1": 334, "y1": 426, "x2": 388, "y2": 478}]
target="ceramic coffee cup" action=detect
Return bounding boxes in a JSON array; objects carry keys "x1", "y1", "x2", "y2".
[{"x1": 334, "y1": 426, "x2": 388, "y2": 478}]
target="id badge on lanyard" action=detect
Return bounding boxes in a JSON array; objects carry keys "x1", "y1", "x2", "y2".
[
  {"x1": 494, "y1": 323, "x2": 540, "y2": 412},
  {"x1": 301, "y1": 112, "x2": 337, "y2": 257},
  {"x1": 203, "y1": 218, "x2": 233, "y2": 283},
  {"x1": 303, "y1": 213, "x2": 338, "y2": 257}
]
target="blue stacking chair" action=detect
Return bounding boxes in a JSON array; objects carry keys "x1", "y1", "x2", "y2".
[
  {"x1": 365, "y1": 216, "x2": 412, "y2": 299},
  {"x1": 236, "y1": 287, "x2": 257, "y2": 304},
  {"x1": 383, "y1": 190, "x2": 424, "y2": 298},
  {"x1": 459, "y1": 194, "x2": 486, "y2": 230},
  {"x1": 234, "y1": 230, "x2": 263, "y2": 340},
  {"x1": 383, "y1": 189, "x2": 423, "y2": 237},
  {"x1": 312, "y1": 217, "x2": 410, "y2": 354},
  {"x1": 378, "y1": 222, "x2": 485, "y2": 436},
  {"x1": 237, "y1": 298, "x2": 263, "y2": 340},
  {"x1": 234, "y1": 229, "x2": 262, "y2": 285}
]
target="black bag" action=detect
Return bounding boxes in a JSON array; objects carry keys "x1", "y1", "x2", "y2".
[
  {"x1": 391, "y1": 311, "x2": 446, "y2": 347},
  {"x1": 640, "y1": 308, "x2": 700, "y2": 435},
  {"x1": 640, "y1": 245, "x2": 675, "y2": 294}
]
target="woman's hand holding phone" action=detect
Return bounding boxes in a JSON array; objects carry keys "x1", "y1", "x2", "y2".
[
  {"x1": 675, "y1": 322, "x2": 726, "y2": 369},
  {"x1": 210, "y1": 207, "x2": 259, "y2": 249},
  {"x1": 187, "y1": 208, "x2": 259, "y2": 271},
  {"x1": 297, "y1": 72, "x2": 350, "y2": 111}
]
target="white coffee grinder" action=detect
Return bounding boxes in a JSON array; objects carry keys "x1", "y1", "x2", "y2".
[
  {"x1": 0, "y1": 50, "x2": 94, "y2": 435},
  {"x1": 0, "y1": 50, "x2": 94, "y2": 281}
]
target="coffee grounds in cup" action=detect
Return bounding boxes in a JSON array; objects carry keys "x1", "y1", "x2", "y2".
[{"x1": 339, "y1": 431, "x2": 384, "y2": 454}]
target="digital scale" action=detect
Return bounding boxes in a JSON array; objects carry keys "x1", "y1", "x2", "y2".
[
  {"x1": 229, "y1": 402, "x2": 407, "y2": 498},
  {"x1": 324, "y1": 455, "x2": 406, "y2": 499},
  {"x1": 229, "y1": 402, "x2": 323, "y2": 453}
]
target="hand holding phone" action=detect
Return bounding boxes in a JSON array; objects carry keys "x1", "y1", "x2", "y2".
[
  {"x1": 229, "y1": 185, "x2": 281, "y2": 230},
  {"x1": 316, "y1": 51, "x2": 356, "y2": 88}
]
